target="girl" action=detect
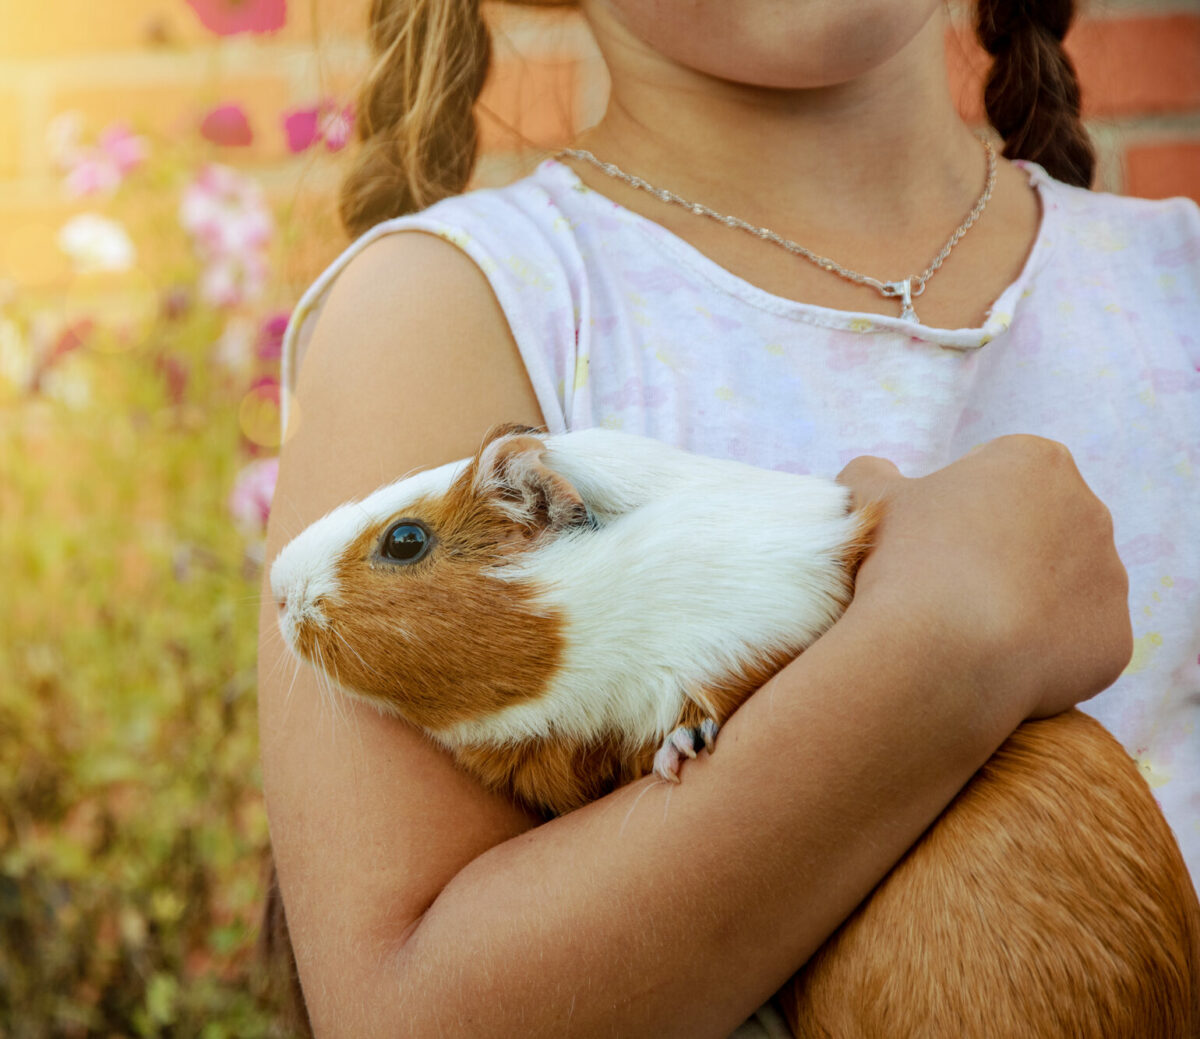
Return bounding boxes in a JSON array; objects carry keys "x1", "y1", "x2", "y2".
[{"x1": 259, "y1": 0, "x2": 1198, "y2": 1034}]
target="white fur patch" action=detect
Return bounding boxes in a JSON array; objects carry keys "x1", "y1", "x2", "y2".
[
  {"x1": 434, "y1": 433, "x2": 855, "y2": 752},
  {"x1": 269, "y1": 458, "x2": 468, "y2": 656}
]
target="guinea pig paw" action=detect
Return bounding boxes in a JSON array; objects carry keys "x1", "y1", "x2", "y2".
[
  {"x1": 652, "y1": 741, "x2": 684, "y2": 784},
  {"x1": 653, "y1": 726, "x2": 704, "y2": 784},
  {"x1": 669, "y1": 725, "x2": 699, "y2": 760},
  {"x1": 699, "y1": 718, "x2": 719, "y2": 753}
]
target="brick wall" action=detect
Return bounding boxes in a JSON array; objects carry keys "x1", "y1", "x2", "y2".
[{"x1": 1, "y1": 1, "x2": 1197, "y2": 297}]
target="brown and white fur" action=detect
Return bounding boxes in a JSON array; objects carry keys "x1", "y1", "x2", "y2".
[{"x1": 268, "y1": 424, "x2": 1200, "y2": 1037}]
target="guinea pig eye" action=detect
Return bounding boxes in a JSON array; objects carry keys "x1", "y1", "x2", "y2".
[{"x1": 380, "y1": 521, "x2": 431, "y2": 564}]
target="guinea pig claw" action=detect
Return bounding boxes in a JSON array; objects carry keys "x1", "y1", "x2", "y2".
[
  {"x1": 669, "y1": 726, "x2": 698, "y2": 760},
  {"x1": 652, "y1": 743, "x2": 683, "y2": 784},
  {"x1": 653, "y1": 726, "x2": 704, "y2": 784},
  {"x1": 654, "y1": 722, "x2": 721, "y2": 784}
]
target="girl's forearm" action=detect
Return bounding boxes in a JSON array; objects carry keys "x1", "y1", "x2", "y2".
[{"x1": 320, "y1": 594, "x2": 1018, "y2": 1039}]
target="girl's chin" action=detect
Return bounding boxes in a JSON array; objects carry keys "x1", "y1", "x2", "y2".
[{"x1": 585, "y1": 0, "x2": 944, "y2": 91}]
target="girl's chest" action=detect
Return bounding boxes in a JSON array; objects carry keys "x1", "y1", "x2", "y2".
[{"x1": 570, "y1": 282, "x2": 1199, "y2": 486}]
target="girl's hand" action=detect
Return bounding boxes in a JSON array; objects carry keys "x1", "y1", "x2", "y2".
[{"x1": 837, "y1": 435, "x2": 1133, "y2": 721}]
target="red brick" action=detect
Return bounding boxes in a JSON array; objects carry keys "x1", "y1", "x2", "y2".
[
  {"x1": 0, "y1": 0, "x2": 366, "y2": 57},
  {"x1": 51, "y1": 74, "x2": 295, "y2": 160},
  {"x1": 1124, "y1": 141, "x2": 1200, "y2": 204},
  {"x1": 0, "y1": 0, "x2": 209, "y2": 58},
  {"x1": 946, "y1": 15, "x2": 1200, "y2": 124},
  {"x1": 1069, "y1": 15, "x2": 1200, "y2": 118},
  {"x1": 477, "y1": 56, "x2": 578, "y2": 153}
]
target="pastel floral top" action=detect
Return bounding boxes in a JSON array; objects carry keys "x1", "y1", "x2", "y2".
[{"x1": 284, "y1": 158, "x2": 1200, "y2": 894}]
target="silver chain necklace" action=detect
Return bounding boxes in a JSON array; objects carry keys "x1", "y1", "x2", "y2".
[{"x1": 557, "y1": 137, "x2": 996, "y2": 324}]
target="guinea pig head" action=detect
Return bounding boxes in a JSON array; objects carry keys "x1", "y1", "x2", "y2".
[{"x1": 269, "y1": 428, "x2": 590, "y2": 731}]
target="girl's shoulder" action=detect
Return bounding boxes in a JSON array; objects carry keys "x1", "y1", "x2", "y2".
[
  {"x1": 1024, "y1": 162, "x2": 1200, "y2": 275},
  {"x1": 281, "y1": 162, "x2": 590, "y2": 433}
]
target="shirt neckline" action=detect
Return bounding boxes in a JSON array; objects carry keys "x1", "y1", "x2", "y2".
[{"x1": 537, "y1": 156, "x2": 1059, "y2": 351}]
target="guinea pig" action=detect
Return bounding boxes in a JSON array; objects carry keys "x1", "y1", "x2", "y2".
[
  {"x1": 268, "y1": 423, "x2": 1200, "y2": 1038},
  {"x1": 270, "y1": 422, "x2": 876, "y2": 813}
]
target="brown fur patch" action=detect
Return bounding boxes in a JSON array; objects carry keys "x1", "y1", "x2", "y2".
[
  {"x1": 452, "y1": 643, "x2": 811, "y2": 819},
  {"x1": 839, "y1": 500, "x2": 883, "y2": 586},
  {"x1": 295, "y1": 447, "x2": 569, "y2": 731},
  {"x1": 688, "y1": 646, "x2": 804, "y2": 729},
  {"x1": 781, "y1": 710, "x2": 1200, "y2": 1038},
  {"x1": 454, "y1": 732, "x2": 663, "y2": 819}
]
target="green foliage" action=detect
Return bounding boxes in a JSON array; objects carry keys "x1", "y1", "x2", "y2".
[{"x1": 0, "y1": 302, "x2": 285, "y2": 1033}]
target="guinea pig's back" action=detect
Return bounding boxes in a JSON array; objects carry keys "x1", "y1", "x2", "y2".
[{"x1": 781, "y1": 709, "x2": 1200, "y2": 1039}]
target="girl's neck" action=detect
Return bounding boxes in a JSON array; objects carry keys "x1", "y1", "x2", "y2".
[{"x1": 573, "y1": 7, "x2": 983, "y2": 244}]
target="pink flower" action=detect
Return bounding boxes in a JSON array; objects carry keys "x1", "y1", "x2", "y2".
[
  {"x1": 282, "y1": 108, "x2": 318, "y2": 154},
  {"x1": 185, "y1": 0, "x2": 286, "y2": 36},
  {"x1": 65, "y1": 158, "x2": 123, "y2": 197},
  {"x1": 248, "y1": 373, "x2": 280, "y2": 401},
  {"x1": 56, "y1": 121, "x2": 148, "y2": 197},
  {"x1": 318, "y1": 103, "x2": 353, "y2": 151},
  {"x1": 282, "y1": 101, "x2": 354, "y2": 154},
  {"x1": 199, "y1": 253, "x2": 268, "y2": 308},
  {"x1": 98, "y1": 124, "x2": 148, "y2": 173},
  {"x1": 255, "y1": 311, "x2": 290, "y2": 361},
  {"x1": 179, "y1": 164, "x2": 273, "y2": 307},
  {"x1": 229, "y1": 456, "x2": 279, "y2": 534},
  {"x1": 200, "y1": 104, "x2": 254, "y2": 147}
]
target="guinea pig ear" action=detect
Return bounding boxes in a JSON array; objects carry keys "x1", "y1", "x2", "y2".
[
  {"x1": 481, "y1": 421, "x2": 544, "y2": 442},
  {"x1": 473, "y1": 432, "x2": 589, "y2": 533}
]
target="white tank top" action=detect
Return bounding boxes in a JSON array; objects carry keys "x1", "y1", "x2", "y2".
[{"x1": 284, "y1": 158, "x2": 1200, "y2": 892}]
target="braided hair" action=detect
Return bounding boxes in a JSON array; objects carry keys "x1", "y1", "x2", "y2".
[
  {"x1": 337, "y1": 0, "x2": 1095, "y2": 242},
  {"x1": 338, "y1": 0, "x2": 576, "y2": 239},
  {"x1": 338, "y1": 0, "x2": 491, "y2": 237},
  {"x1": 976, "y1": 0, "x2": 1095, "y2": 187}
]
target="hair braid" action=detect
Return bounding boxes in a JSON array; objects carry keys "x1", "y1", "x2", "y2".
[
  {"x1": 338, "y1": 0, "x2": 492, "y2": 238},
  {"x1": 976, "y1": 0, "x2": 1095, "y2": 188}
]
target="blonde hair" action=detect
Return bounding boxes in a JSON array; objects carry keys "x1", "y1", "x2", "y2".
[
  {"x1": 339, "y1": 0, "x2": 575, "y2": 238},
  {"x1": 339, "y1": 0, "x2": 1097, "y2": 241}
]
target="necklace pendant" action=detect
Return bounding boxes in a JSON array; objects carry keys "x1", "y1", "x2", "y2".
[
  {"x1": 881, "y1": 279, "x2": 919, "y2": 323},
  {"x1": 561, "y1": 138, "x2": 995, "y2": 327}
]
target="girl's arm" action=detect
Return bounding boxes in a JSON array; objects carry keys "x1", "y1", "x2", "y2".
[{"x1": 258, "y1": 232, "x2": 1131, "y2": 1039}]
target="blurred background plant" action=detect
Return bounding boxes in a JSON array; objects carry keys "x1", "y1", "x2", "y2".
[
  {"x1": 0, "y1": 0, "x2": 369, "y2": 1031},
  {"x1": 0, "y1": 0, "x2": 1195, "y2": 1033},
  {"x1": 0, "y1": 0, "x2": 587, "y2": 1030},
  {"x1": 0, "y1": 13, "x2": 329, "y2": 1037}
]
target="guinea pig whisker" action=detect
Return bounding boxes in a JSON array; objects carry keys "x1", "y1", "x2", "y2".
[
  {"x1": 262, "y1": 635, "x2": 296, "y2": 689},
  {"x1": 331, "y1": 627, "x2": 384, "y2": 682},
  {"x1": 309, "y1": 641, "x2": 340, "y2": 724},
  {"x1": 317, "y1": 643, "x2": 353, "y2": 731},
  {"x1": 761, "y1": 672, "x2": 783, "y2": 716},
  {"x1": 617, "y1": 778, "x2": 661, "y2": 838}
]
